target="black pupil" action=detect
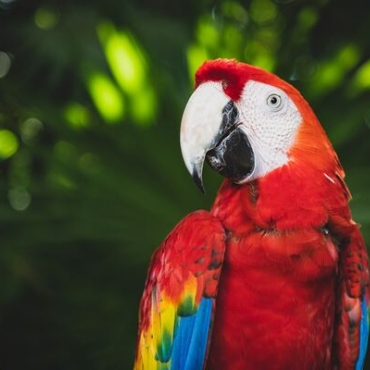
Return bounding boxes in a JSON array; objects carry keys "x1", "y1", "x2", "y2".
[{"x1": 270, "y1": 96, "x2": 278, "y2": 105}]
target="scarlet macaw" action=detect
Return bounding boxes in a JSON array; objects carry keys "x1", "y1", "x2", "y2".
[{"x1": 134, "y1": 59, "x2": 369, "y2": 369}]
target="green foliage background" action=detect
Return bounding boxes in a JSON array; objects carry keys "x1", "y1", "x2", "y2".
[{"x1": 1, "y1": 0, "x2": 369, "y2": 368}]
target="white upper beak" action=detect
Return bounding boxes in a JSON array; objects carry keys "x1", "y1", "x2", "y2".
[{"x1": 180, "y1": 81, "x2": 230, "y2": 191}]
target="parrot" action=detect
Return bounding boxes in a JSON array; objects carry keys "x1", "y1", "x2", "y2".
[{"x1": 133, "y1": 59, "x2": 370, "y2": 370}]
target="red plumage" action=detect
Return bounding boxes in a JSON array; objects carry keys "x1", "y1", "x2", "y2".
[
  {"x1": 206, "y1": 172, "x2": 348, "y2": 369},
  {"x1": 135, "y1": 59, "x2": 369, "y2": 370}
]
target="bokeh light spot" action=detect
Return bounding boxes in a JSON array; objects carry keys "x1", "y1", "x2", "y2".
[
  {"x1": 250, "y1": 0, "x2": 278, "y2": 25},
  {"x1": 197, "y1": 18, "x2": 220, "y2": 49},
  {"x1": 98, "y1": 21, "x2": 157, "y2": 125},
  {"x1": 64, "y1": 103, "x2": 90, "y2": 129},
  {"x1": 0, "y1": 129, "x2": 19, "y2": 159},
  {"x1": 8, "y1": 187, "x2": 31, "y2": 211},
  {"x1": 0, "y1": 0, "x2": 16, "y2": 10},
  {"x1": 350, "y1": 60, "x2": 370, "y2": 94},
  {"x1": 309, "y1": 45, "x2": 360, "y2": 97},
  {"x1": 222, "y1": 1, "x2": 248, "y2": 26},
  {"x1": 20, "y1": 117, "x2": 43, "y2": 143},
  {"x1": 297, "y1": 7, "x2": 318, "y2": 31},
  {"x1": 98, "y1": 23, "x2": 146, "y2": 95},
  {"x1": 87, "y1": 72, "x2": 125, "y2": 123},
  {"x1": 34, "y1": 6, "x2": 59, "y2": 30},
  {"x1": 0, "y1": 51, "x2": 11, "y2": 78}
]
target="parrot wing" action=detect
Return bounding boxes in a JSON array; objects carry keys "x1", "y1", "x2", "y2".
[
  {"x1": 336, "y1": 226, "x2": 369, "y2": 369},
  {"x1": 134, "y1": 210, "x2": 226, "y2": 370}
]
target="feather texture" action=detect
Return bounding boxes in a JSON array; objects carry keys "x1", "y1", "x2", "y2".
[{"x1": 134, "y1": 211, "x2": 226, "y2": 370}]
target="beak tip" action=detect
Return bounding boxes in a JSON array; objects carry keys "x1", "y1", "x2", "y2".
[{"x1": 192, "y1": 170, "x2": 205, "y2": 194}]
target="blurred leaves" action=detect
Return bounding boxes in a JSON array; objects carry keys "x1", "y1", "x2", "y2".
[{"x1": 0, "y1": 0, "x2": 370, "y2": 368}]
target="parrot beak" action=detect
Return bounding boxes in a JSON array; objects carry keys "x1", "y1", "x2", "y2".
[
  {"x1": 180, "y1": 82, "x2": 230, "y2": 193},
  {"x1": 180, "y1": 81, "x2": 255, "y2": 192}
]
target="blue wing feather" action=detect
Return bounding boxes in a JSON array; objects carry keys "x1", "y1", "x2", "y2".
[
  {"x1": 171, "y1": 313, "x2": 196, "y2": 368},
  {"x1": 185, "y1": 298, "x2": 213, "y2": 370},
  {"x1": 356, "y1": 296, "x2": 369, "y2": 370},
  {"x1": 171, "y1": 298, "x2": 213, "y2": 370}
]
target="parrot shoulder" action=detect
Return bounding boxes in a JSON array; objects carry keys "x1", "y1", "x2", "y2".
[{"x1": 134, "y1": 210, "x2": 226, "y2": 370}]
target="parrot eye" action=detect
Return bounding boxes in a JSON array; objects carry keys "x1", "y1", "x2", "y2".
[{"x1": 267, "y1": 94, "x2": 282, "y2": 110}]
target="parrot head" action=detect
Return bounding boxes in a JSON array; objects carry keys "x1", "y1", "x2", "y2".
[{"x1": 180, "y1": 59, "x2": 335, "y2": 192}]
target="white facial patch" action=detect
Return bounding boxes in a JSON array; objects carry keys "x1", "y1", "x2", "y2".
[{"x1": 236, "y1": 80, "x2": 302, "y2": 182}]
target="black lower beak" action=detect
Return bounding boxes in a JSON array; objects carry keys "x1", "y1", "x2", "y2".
[{"x1": 206, "y1": 127, "x2": 254, "y2": 183}]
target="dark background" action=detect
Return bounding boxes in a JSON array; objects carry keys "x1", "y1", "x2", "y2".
[{"x1": 1, "y1": 0, "x2": 370, "y2": 368}]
